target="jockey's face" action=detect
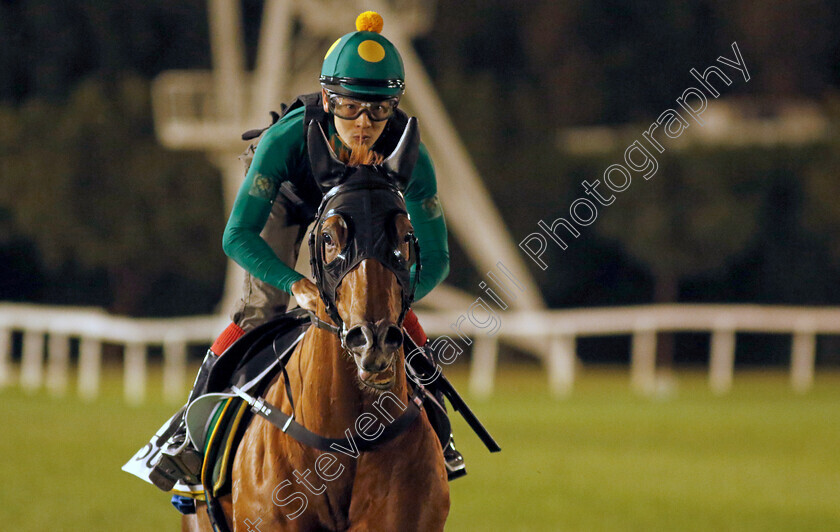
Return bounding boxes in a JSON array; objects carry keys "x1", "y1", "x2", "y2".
[{"x1": 322, "y1": 88, "x2": 388, "y2": 150}]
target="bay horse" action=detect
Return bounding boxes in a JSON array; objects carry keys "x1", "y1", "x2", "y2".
[{"x1": 183, "y1": 119, "x2": 450, "y2": 531}]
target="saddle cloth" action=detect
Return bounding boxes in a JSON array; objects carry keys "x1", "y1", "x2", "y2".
[{"x1": 121, "y1": 313, "x2": 310, "y2": 499}]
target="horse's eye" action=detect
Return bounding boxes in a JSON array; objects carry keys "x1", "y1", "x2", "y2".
[
  {"x1": 403, "y1": 233, "x2": 413, "y2": 243},
  {"x1": 322, "y1": 233, "x2": 333, "y2": 245}
]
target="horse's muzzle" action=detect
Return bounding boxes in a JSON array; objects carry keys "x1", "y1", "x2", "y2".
[{"x1": 344, "y1": 321, "x2": 403, "y2": 389}]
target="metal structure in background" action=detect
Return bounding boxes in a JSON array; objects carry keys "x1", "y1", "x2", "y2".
[
  {"x1": 558, "y1": 99, "x2": 831, "y2": 154},
  {"x1": 0, "y1": 302, "x2": 830, "y2": 404}
]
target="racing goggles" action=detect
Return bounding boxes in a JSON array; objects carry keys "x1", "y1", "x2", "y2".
[{"x1": 327, "y1": 93, "x2": 399, "y2": 122}]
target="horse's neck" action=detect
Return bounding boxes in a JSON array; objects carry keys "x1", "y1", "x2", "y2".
[{"x1": 274, "y1": 303, "x2": 408, "y2": 435}]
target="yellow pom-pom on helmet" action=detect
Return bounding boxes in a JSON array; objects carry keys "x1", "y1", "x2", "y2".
[
  {"x1": 356, "y1": 11, "x2": 384, "y2": 33},
  {"x1": 321, "y1": 11, "x2": 404, "y2": 98}
]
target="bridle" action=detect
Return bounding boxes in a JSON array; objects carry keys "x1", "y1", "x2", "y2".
[{"x1": 308, "y1": 176, "x2": 421, "y2": 336}]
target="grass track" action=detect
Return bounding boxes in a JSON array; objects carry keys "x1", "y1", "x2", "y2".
[{"x1": 1, "y1": 366, "x2": 839, "y2": 531}]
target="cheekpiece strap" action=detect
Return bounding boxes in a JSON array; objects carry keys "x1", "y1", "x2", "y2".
[{"x1": 307, "y1": 310, "x2": 342, "y2": 336}]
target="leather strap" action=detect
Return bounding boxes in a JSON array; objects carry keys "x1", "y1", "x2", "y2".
[
  {"x1": 306, "y1": 310, "x2": 342, "y2": 336},
  {"x1": 231, "y1": 385, "x2": 424, "y2": 453}
]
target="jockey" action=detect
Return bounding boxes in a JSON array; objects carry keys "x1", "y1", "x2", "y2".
[{"x1": 150, "y1": 11, "x2": 464, "y2": 492}]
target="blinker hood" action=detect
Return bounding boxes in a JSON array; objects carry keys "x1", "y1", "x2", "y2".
[{"x1": 306, "y1": 119, "x2": 422, "y2": 330}]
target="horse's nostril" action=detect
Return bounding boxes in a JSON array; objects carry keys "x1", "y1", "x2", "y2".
[
  {"x1": 345, "y1": 325, "x2": 371, "y2": 350},
  {"x1": 382, "y1": 325, "x2": 404, "y2": 351}
]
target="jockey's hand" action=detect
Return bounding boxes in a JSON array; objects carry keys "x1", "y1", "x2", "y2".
[{"x1": 291, "y1": 278, "x2": 319, "y2": 312}]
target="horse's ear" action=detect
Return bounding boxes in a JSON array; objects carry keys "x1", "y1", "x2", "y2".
[
  {"x1": 307, "y1": 120, "x2": 346, "y2": 191},
  {"x1": 382, "y1": 117, "x2": 420, "y2": 189}
]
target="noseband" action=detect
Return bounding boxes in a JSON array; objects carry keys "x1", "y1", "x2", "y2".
[{"x1": 308, "y1": 171, "x2": 421, "y2": 337}]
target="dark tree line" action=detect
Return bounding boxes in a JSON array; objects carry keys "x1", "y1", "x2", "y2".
[{"x1": 1, "y1": 1, "x2": 840, "y2": 325}]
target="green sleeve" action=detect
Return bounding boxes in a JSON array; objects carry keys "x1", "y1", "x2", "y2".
[
  {"x1": 405, "y1": 143, "x2": 450, "y2": 301},
  {"x1": 221, "y1": 108, "x2": 307, "y2": 294}
]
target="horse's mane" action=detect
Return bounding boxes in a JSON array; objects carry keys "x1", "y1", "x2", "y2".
[{"x1": 330, "y1": 138, "x2": 385, "y2": 167}]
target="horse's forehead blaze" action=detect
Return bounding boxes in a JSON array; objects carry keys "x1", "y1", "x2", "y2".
[{"x1": 338, "y1": 259, "x2": 402, "y2": 323}]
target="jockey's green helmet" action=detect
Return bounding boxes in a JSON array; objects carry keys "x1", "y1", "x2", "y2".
[{"x1": 320, "y1": 11, "x2": 405, "y2": 100}]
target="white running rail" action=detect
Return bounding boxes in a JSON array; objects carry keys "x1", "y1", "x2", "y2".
[
  {"x1": 0, "y1": 303, "x2": 227, "y2": 405},
  {"x1": 0, "y1": 302, "x2": 835, "y2": 403}
]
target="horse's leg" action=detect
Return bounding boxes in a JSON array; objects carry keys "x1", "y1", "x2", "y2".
[
  {"x1": 346, "y1": 474, "x2": 449, "y2": 532},
  {"x1": 231, "y1": 476, "x2": 327, "y2": 532},
  {"x1": 347, "y1": 421, "x2": 450, "y2": 532}
]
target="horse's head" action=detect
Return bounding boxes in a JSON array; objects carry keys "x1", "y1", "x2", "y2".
[{"x1": 307, "y1": 119, "x2": 421, "y2": 391}]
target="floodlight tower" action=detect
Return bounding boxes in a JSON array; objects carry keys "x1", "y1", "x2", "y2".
[{"x1": 151, "y1": 0, "x2": 547, "y2": 352}]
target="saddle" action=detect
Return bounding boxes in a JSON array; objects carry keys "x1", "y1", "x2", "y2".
[
  {"x1": 182, "y1": 309, "x2": 311, "y2": 499},
  {"x1": 207, "y1": 308, "x2": 311, "y2": 394}
]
